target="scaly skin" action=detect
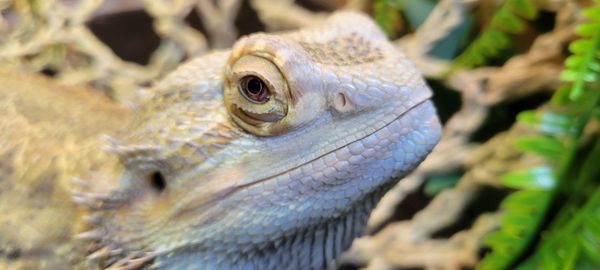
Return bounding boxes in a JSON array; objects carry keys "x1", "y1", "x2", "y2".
[
  {"x1": 0, "y1": 71, "x2": 131, "y2": 269},
  {"x1": 0, "y1": 11, "x2": 441, "y2": 269}
]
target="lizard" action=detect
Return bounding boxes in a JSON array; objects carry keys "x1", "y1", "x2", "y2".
[{"x1": 0, "y1": 11, "x2": 441, "y2": 270}]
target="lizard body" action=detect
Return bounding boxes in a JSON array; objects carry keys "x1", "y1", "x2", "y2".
[
  {"x1": 0, "y1": 71, "x2": 131, "y2": 269},
  {"x1": 0, "y1": 11, "x2": 441, "y2": 269}
]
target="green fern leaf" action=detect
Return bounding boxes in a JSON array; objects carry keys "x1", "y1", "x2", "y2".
[
  {"x1": 482, "y1": 231, "x2": 521, "y2": 249},
  {"x1": 491, "y1": 11, "x2": 525, "y2": 33},
  {"x1": 478, "y1": 2, "x2": 600, "y2": 269},
  {"x1": 579, "y1": 226, "x2": 600, "y2": 265},
  {"x1": 501, "y1": 166, "x2": 556, "y2": 190},
  {"x1": 373, "y1": 0, "x2": 403, "y2": 37},
  {"x1": 508, "y1": 0, "x2": 538, "y2": 19},
  {"x1": 501, "y1": 212, "x2": 536, "y2": 228},
  {"x1": 478, "y1": 190, "x2": 551, "y2": 270},
  {"x1": 564, "y1": 9, "x2": 600, "y2": 99},
  {"x1": 575, "y1": 23, "x2": 600, "y2": 39},
  {"x1": 500, "y1": 189, "x2": 547, "y2": 211},
  {"x1": 517, "y1": 111, "x2": 575, "y2": 136},
  {"x1": 451, "y1": 0, "x2": 538, "y2": 69},
  {"x1": 514, "y1": 136, "x2": 565, "y2": 161},
  {"x1": 527, "y1": 169, "x2": 600, "y2": 268}
]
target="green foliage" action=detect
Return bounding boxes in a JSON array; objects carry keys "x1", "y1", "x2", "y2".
[
  {"x1": 424, "y1": 173, "x2": 461, "y2": 197},
  {"x1": 372, "y1": 0, "x2": 403, "y2": 37},
  {"x1": 559, "y1": 5, "x2": 600, "y2": 100},
  {"x1": 371, "y1": 1, "x2": 599, "y2": 268},
  {"x1": 478, "y1": 2, "x2": 600, "y2": 269},
  {"x1": 522, "y1": 137, "x2": 600, "y2": 269},
  {"x1": 514, "y1": 136, "x2": 565, "y2": 161},
  {"x1": 501, "y1": 166, "x2": 556, "y2": 190},
  {"x1": 478, "y1": 190, "x2": 552, "y2": 269},
  {"x1": 452, "y1": 0, "x2": 538, "y2": 69},
  {"x1": 373, "y1": 0, "x2": 469, "y2": 60},
  {"x1": 517, "y1": 111, "x2": 575, "y2": 136},
  {"x1": 372, "y1": 0, "x2": 437, "y2": 38}
]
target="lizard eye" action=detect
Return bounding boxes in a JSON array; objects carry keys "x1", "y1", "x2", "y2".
[
  {"x1": 224, "y1": 55, "x2": 291, "y2": 135},
  {"x1": 239, "y1": 75, "x2": 270, "y2": 103}
]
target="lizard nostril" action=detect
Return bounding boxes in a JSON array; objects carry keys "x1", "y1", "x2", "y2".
[
  {"x1": 333, "y1": 91, "x2": 354, "y2": 113},
  {"x1": 149, "y1": 171, "x2": 166, "y2": 192}
]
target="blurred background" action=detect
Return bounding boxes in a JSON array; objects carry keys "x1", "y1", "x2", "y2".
[{"x1": 0, "y1": 0, "x2": 599, "y2": 269}]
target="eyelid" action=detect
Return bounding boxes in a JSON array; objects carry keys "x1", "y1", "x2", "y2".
[{"x1": 223, "y1": 54, "x2": 292, "y2": 135}]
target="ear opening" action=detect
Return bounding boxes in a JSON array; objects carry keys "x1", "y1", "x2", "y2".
[{"x1": 148, "y1": 171, "x2": 166, "y2": 192}]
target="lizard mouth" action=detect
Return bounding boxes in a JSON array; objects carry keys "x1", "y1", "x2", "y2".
[
  {"x1": 229, "y1": 98, "x2": 431, "y2": 193},
  {"x1": 171, "y1": 98, "x2": 432, "y2": 219}
]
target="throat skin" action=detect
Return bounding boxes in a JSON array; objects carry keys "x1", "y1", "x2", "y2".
[
  {"x1": 158, "y1": 189, "x2": 380, "y2": 270},
  {"x1": 0, "y1": 11, "x2": 442, "y2": 270}
]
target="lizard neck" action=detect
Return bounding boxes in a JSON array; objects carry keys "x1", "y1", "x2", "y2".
[{"x1": 153, "y1": 186, "x2": 388, "y2": 269}]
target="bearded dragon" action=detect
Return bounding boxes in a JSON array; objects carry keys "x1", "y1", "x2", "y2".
[{"x1": 0, "y1": 11, "x2": 441, "y2": 269}]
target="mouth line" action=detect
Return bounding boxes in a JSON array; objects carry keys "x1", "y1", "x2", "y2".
[
  {"x1": 230, "y1": 98, "x2": 431, "y2": 192},
  {"x1": 172, "y1": 98, "x2": 430, "y2": 219},
  {"x1": 167, "y1": 97, "x2": 430, "y2": 241}
]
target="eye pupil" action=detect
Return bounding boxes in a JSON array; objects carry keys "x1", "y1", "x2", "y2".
[
  {"x1": 240, "y1": 75, "x2": 269, "y2": 103},
  {"x1": 246, "y1": 78, "x2": 263, "y2": 94}
]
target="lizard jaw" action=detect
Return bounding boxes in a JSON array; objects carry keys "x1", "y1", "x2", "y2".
[
  {"x1": 168, "y1": 97, "x2": 434, "y2": 218},
  {"x1": 231, "y1": 98, "x2": 432, "y2": 190},
  {"x1": 146, "y1": 99, "x2": 441, "y2": 268}
]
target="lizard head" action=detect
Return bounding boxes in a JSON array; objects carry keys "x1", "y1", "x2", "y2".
[{"x1": 78, "y1": 11, "x2": 441, "y2": 269}]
